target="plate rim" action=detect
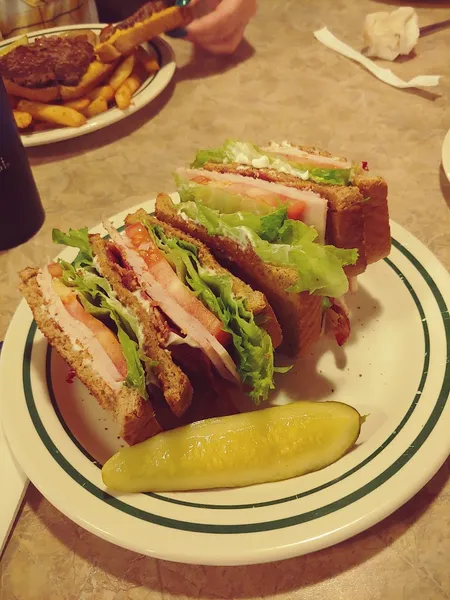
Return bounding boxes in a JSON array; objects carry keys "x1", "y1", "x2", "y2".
[
  {"x1": 1, "y1": 207, "x2": 450, "y2": 565},
  {"x1": 0, "y1": 24, "x2": 176, "y2": 148}
]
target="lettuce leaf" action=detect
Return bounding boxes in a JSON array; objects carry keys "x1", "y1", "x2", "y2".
[
  {"x1": 52, "y1": 227, "x2": 93, "y2": 268},
  {"x1": 191, "y1": 140, "x2": 351, "y2": 186},
  {"x1": 53, "y1": 229, "x2": 153, "y2": 399},
  {"x1": 177, "y1": 201, "x2": 357, "y2": 298},
  {"x1": 139, "y1": 221, "x2": 277, "y2": 404}
]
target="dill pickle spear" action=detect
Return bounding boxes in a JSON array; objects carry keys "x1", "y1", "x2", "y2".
[{"x1": 102, "y1": 401, "x2": 364, "y2": 493}]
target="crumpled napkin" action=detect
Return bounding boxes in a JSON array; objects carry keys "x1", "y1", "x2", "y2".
[
  {"x1": 314, "y1": 27, "x2": 441, "y2": 89},
  {"x1": 364, "y1": 7, "x2": 419, "y2": 61}
]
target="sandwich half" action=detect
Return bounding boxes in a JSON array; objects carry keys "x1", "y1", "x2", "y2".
[
  {"x1": 191, "y1": 139, "x2": 391, "y2": 269},
  {"x1": 155, "y1": 191, "x2": 357, "y2": 357},
  {"x1": 19, "y1": 225, "x2": 192, "y2": 444},
  {"x1": 103, "y1": 210, "x2": 283, "y2": 404}
]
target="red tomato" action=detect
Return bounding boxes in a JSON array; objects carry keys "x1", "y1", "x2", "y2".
[
  {"x1": 286, "y1": 201, "x2": 306, "y2": 220},
  {"x1": 53, "y1": 281, "x2": 128, "y2": 379},
  {"x1": 48, "y1": 262, "x2": 63, "y2": 278},
  {"x1": 125, "y1": 224, "x2": 231, "y2": 347}
]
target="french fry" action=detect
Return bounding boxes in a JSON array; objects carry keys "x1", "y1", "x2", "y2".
[
  {"x1": 87, "y1": 85, "x2": 115, "y2": 103},
  {"x1": 13, "y1": 110, "x2": 32, "y2": 129},
  {"x1": 17, "y1": 99, "x2": 87, "y2": 128},
  {"x1": 62, "y1": 98, "x2": 90, "y2": 111},
  {"x1": 115, "y1": 73, "x2": 142, "y2": 110},
  {"x1": 135, "y1": 46, "x2": 160, "y2": 74},
  {"x1": 60, "y1": 60, "x2": 114, "y2": 101},
  {"x1": 0, "y1": 35, "x2": 28, "y2": 57},
  {"x1": 83, "y1": 96, "x2": 108, "y2": 118},
  {"x1": 109, "y1": 54, "x2": 135, "y2": 91}
]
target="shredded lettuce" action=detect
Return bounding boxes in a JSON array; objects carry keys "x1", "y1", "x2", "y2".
[
  {"x1": 176, "y1": 198, "x2": 357, "y2": 298},
  {"x1": 136, "y1": 219, "x2": 277, "y2": 404},
  {"x1": 53, "y1": 228, "x2": 154, "y2": 399},
  {"x1": 191, "y1": 139, "x2": 351, "y2": 186}
]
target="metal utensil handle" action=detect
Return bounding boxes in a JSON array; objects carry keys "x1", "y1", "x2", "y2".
[{"x1": 419, "y1": 19, "x2": 450, "y2": 37}]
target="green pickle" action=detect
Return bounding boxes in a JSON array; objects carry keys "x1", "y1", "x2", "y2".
[{"x1": 102, "y1": 401, "x2": 364, "y2": 493}]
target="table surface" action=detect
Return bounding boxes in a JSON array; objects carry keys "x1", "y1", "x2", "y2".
[{"x1": 1, "y1": 1, "x2": 450, "y2": 598}]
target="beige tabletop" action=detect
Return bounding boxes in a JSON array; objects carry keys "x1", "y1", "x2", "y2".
[{"x1": 1, "y1": 1, "x2": 450, "y2": 598}]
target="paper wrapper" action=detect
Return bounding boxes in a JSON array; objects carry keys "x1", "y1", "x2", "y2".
[
  {"x1": 363, "y1": 7, "x2": 419, "y2": 61},
  {"x1": 314, "y1": 27, "x2": 441, "y2": 89}
]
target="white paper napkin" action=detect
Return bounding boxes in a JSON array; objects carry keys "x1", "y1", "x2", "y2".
[
  {"x1": 314, "y1": 27, "x2": 442, "y2": 89},
  {"x1": 0, "y1": 340, "x2": 29, "y2": 557}
]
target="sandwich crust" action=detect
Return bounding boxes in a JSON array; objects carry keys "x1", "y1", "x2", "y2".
[
  {"x1": 90, "y1": 234, "x2": 193, "y2": 417},
  {"x1": 154, "y1": 194, "x2": 321, "y2": 356},
  {"x1": 19, "y1": 266, "x2": 162, "y2": 445},
  {"x1": 289, "y1": 145, "x2": 391, "y2": 263}
]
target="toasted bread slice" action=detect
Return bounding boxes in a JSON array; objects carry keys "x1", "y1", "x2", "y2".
[
  {"x1": 125, "y1": 208, "x2": 283, "y2": 350},
  {"x1": 19, "y1": 267, "x2": 162, "y2": 445},
  {"x1": 96, "y1": 3, "x2": 193, "y2": 62},
  {"x1": 200, "y1": 163, "x2": 367, "y2": 278},
  {"x1": 154, "y1": 194, "x2": 320, "y2": 356},
  {"x1": 90, "y1": 234, "x2": 193, "y2": 417}
]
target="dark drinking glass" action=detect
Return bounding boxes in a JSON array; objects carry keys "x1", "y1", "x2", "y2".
[{"x1": 0, "y1": 78, "x2": 45, "y2": 251}]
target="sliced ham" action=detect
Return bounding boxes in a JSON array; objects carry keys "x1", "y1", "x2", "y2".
[
  {"x1": 37, "y1": 266, "x2": 124, "y2": 389},
  {"x1": 179, "y1": 167, "x2": 328, "y2": 242},
  {"x1": 262, "y1": 141, "x2": 352, "y2": 170},
  {"x1": 104, "y1": 221, "x2": 240, "y2": 384}
]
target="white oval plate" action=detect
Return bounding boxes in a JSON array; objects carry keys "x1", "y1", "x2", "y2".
[
  {"x1": 442, "y1": 129, "x2": 450, "y2": 182},
  {"x1": 1, "y1": 197, "x2": 450, "y2": 566},
  {"x1": 0, "y1": 25, "x2": 176, "y2": 148}
]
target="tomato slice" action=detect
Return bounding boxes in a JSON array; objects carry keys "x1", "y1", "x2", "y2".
[
  {"x1": 48, "y1": 262, "x2": 63, "y2": 278},
  {"x1": 52, "y1": 278, "x2": 128, "y2": 379},
  {"x1": 286, "y1": 201, "x2": 306, "y2": 220},
  {"x1": 193, "y1": 177, "x2": 307, "y2": 221},
  {"x1": 125, "y1": 223, "x2": 230, "y2": 347}
]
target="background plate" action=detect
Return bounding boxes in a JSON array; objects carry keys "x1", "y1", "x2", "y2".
[
  {"x1": 0, "y1": 25, "x2": 176, "y2": 148},
  {"x1": 1, "y1": 197, "x2": 450, "y2": 566}
]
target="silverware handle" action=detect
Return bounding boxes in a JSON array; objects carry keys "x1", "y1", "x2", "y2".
[{"x1": 419, "y1": 19, "x2": 450, "y2": 37}]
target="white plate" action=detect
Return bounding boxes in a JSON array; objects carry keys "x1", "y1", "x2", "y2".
[
  {"x1": 442, "y1": 129, "x2": 450, "y2": 182},
  {"x1": 0, "y1": 25, "x2": 176, "y2": 147},
  {"x1": 1, "y1": 197, "x2": 450, "y2": 566}
]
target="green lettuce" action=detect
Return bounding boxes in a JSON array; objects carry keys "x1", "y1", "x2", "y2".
[
  {"x1": 138, "y1": 219, "x2": 277, "y2": 404},
  {"x1": 191, "y1": 140, "x2": 351, "y2": 186},
  {"x1": 177, "y1": 200, "x2": 357, "y2": 298},
  {"x1": 53, "y1": 228, "x2": 153, "y2": 399}
]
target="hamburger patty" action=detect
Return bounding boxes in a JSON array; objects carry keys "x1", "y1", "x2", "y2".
[{"x1": 0, "y1": 36, "x2": 95, "y2": 88}]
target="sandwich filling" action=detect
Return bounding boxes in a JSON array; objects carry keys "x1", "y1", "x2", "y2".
[
  {"x1": 38, "y1": 265, "x2": 125, "y2": 388},
  {"x1": 104, "y1": 217, "x2": 280, "y2": 403},
  {"x1": 192, "y1": 140, "x2": 354, "y2": 187},
  {"x1": 176, "y1": 167, "x2": 328, "y2": 242},
  {"x1": 175, "y1": 179, "x2": 358, "y2": 298},
  {"x1": 50, "y1": 228, "x2": 156, "y2": 399}
]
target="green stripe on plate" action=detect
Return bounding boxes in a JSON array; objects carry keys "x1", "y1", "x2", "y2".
[{"x1": 22, "y1": 237, "x2": 450, "y2": 533}]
